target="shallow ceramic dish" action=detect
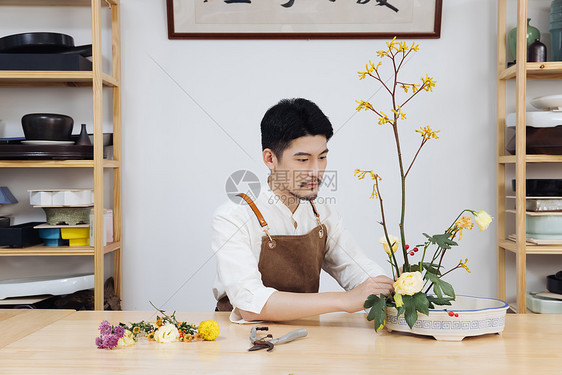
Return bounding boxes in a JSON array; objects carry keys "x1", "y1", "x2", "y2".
[
  {"x1": 527, "y1": 293, "x2": 562, "y2": 313},
  {"x1": 531, "y1": 94, "x2": 562, "y2": 111},
  {"x1": 385, "y1": 295, "x2": 508, "y2": 341},
  {"x1": 525, "y1": 212, "x2": 562, "y2": 237},
  {"x1": 0, "y1": 273, "x2": 94, "y2": 299},
  {"x1": 506, "y1": 111, "x2": 562, "y2": 127}
]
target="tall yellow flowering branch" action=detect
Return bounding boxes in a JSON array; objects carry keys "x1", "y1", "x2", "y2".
[{"x1": 356, "y1": 37, "x2": 438, "y2": 272}]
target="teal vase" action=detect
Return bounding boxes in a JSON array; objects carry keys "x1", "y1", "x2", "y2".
[{"x1": 507, "y1": 18, "x2": 541, "y2": 61}]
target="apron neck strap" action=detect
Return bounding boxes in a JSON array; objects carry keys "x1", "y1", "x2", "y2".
[{"x1": 237, "y1": 193, "x2": 268, "y2": 227}]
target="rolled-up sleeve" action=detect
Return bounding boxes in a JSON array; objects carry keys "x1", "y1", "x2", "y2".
[
  {"x1": 322, "y1": 208, "x2": 387, "y2": 291},
  {"x1": 211, "y1": 207, "x2": 277, "y2": 314}
]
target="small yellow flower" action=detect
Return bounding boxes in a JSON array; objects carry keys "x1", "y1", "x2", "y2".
[
  {"x1": 375, "y1": 61, "x2": 382, "y2": 70},
  {"x1": 412, "y1": 83, "x2": 420, "y2": 93},
  {"x1": 132, "y1": 326, "x2": 140, "y2": 334},
  {"x1": 459, "y1": 258, "x2": 471, "y2": 273},
  {"x1": 147, "y1": 332, "x2": 155, "y2": 341},
  {"x1": 454, "y1": 216, "x2": 473, "y2": 240},
  {"x1": 386, "y1": 36, "x2": 397, "y2": 50},
  {"x1": 421, "y1": 73, "x2": 437, "y2": 92},
  {"x1": 376, "y1": 50, "x2": 388, "y2": 58},
  {"x1": 415, "y1": 125, "x2": 440, "y2": 141},
  {"x1": 355, "y1": 100, "x2": 373, "y2": 112},
  {"x1": 410, "y1": 42, "x2": 420, "y2": 52},
  {"x1": 378, "y1": 111, "x2": 391, "y2": 125},
  {"x1": 391, "y1": 106, "x2": 406, "y2": 120},
  {"x1": 394, "y1": 293, "x2": 404, "y2": 307},
  {"x1": 401, "y1": 84, "x2": 409, "y2": 93},
  {"x1": 379, "y1": 235, "x2": 400, "y2": 255},
  {"x1": 358, "y1": 71, "x2": 367, "y2": 80}
]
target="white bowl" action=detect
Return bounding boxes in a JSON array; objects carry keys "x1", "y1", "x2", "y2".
[
  {"x1": 506, "y1": 111, "x2": 562, "y2": 127},
  {"x1": 530, "y1": 94, "x2": 562, "y2": 111},
  {"x1": 385, "y1": 295, "x2": 508, "y2": 341}
]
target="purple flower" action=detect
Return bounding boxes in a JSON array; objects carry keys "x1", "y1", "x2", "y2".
[
  {"x1": 113, "y1": 325, "x2": 125, "y2": 338},
  {"x1": 95, "y1": 336, "x2": 104, "y2": 349},
  {"x1": 99, "y1": 320, "x2": 112, "y2": 336}
]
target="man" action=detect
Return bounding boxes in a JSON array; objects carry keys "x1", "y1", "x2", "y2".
[{"x1": 212, "y1": 98, "x2": 393, "y2": 322}]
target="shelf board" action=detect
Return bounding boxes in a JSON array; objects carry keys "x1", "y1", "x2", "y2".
[
  {"x1": 0, "y1": 160, "x2": 120, "y2": 168},
  {"x1": 0, "y1": 241, "x2": 120, "y2": 257},
  {"x1": 0, "y1": 72, "x2": 118, "y2": 87},
  {"x1": 499, "y1": 239, "x2": 562, "y2": 254},
  {"x1": 0, "y1": 0, "x2": 116, "y2": 6},
  {"x1": 499, "y1": 62, "x2": 562, "y2": 80},
  {"x1": 498, "y1": 155, "x2": 562, "y2": 164}
]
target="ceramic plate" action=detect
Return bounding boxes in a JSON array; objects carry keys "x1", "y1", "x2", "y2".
[
  {"x1": 506, "y1": 111, "x2": 562, "y2": 127},
  {"x1": 21, "y1": 140, "x2": 75, "y2": 145},
  {"x1": 530, "y1": 94, "x2": 562, "y2": 111}
]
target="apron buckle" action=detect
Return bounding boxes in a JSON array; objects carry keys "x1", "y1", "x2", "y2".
[{"x1": 263, "y1": 227, "x2": 276, "y2": 249}]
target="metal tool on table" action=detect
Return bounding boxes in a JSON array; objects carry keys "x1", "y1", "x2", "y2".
[{"x1": 248, "y1": 326, "x2": 308, "y2": 352}]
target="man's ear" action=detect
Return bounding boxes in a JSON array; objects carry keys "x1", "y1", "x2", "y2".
[{"x1": 263, "y1": 148, "x2": 277, "y2": 170}]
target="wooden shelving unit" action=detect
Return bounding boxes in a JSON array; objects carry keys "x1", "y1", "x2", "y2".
[
  {"x1": 497, "y1": 0, "x2": 562, "y2": 313},
  {"x1": 0, "y1": 0, "x2": 122, "y2": 310}
]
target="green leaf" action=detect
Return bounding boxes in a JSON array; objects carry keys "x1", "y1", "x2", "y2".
[
  {"x1": 424, "y1": 272, "x2": 455, "y2": 299},
  {"x1": 427, "y1": 295, "x2": 455, "y2": 306},
  {"x1": 422, "y1": 232, "x2": 458, "y2": 250},
  {"x1": 363, "y1": 294, "x2": 378, "y2": 309},
  {"x1": 365, "y1": 294, "x2": 387, "y2": 332},
  {"x1": 402, "y1": 295, "x2": 418, "y2": 329},
  {"x1": 422, "y1": 262, "x2": 442, "y2": 276},
  {"x1": 413, "y1": 292, "x2": 430, "y2": 316}
]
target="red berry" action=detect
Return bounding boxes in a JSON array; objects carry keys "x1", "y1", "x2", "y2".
[
  {"x1": 454, "y1": 313, "x2": 459, "y2": 317},
  {"x1": 409, "y1": 251, "x2": 415, "y2": 256},
  {"x1": 405, "y1": 244, "x2": 410, "y2": 250},
  {"x1": 413, "y1": 247, "x2": 419, "y2": 252},
  {"x1": 448, "y1": 311, "x2": 454, "y2": 317}
]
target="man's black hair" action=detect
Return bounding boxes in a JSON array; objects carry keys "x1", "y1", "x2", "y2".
[{"x1": 260, "y1": 98, "x2": 334, "y2": 158}]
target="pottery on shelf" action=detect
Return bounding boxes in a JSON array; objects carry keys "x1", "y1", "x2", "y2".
[
  {"x1": 76, "y1": 124, "x2": 92, "y2": 145},
  {"x1": 507, "y1": 18, "x2": 540, "y2": 61},
  {"x1": 528, "y1": 38, "x2": 547, "y2": 62},
  {"x1": 385, "y1": 295, "x2": 508, "y2": 341}
]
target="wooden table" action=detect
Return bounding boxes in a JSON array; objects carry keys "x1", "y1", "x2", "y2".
[{"x1": 0, "y1": 310, "x2": 560, "y2": 374}]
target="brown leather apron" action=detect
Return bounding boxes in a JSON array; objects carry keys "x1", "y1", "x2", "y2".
[{"x1": 216, "y1": 193, "x2": 327, "y2": 312}]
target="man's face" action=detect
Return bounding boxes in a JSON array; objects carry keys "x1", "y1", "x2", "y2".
[{"x1": 271, "y1": 135, "x2": 329, "y2": 201}]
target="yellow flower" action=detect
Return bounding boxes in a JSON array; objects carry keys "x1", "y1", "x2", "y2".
[
  {"x1": 379, "y1": 235, "x2": 400, "y2": 255},
  {"x1": 454, "y1": 216, "x2": 473, "y2": 240},
  {"x1": 394, "y1": 293, "x2": 404, "y2": 307},
  {"x1": 355, "y1": 100, "x2": 372, "y2": 112},
  {"x1": 421, "y1": 73, "x2": 437, "y2": 92},
  {"x1": 401, "y1": 84, "x2": 409, "y2": 93},
  {"x1": 391, "y1": 106, "x2": 406, "y2": 120},
  {"x1": 410, "y1": 42, "x2": 420, "y2": 52},
  {"x1": 198, "y1": 320, "x2": 220, "y2": 341},
  {"x1": 412, "y1": 83, "x2": 420, "y2": 93},
  {"x1": 375, "y1": 61, "x2": 382, "y2": 70},
  {"x1": 358, "y1": 71, "x2": 367, "y2": 80},
  {"x1": 393, "y1": 271, "x2": 424, "y2": 296},
  {"x1": 376, "y1": 50, "x2": 388, "y2": 58},
  {"x1": 474, "y1": 210, "x2": 493, "y2": 231},
  {"x1": 132, "y1": 326, "x2": 140, "y2": 334},
  {"x1": 415, "y1": 125, "x2": 440, "y2": 141},
  {"x1": 378, "y1": 111, "x2": 391, "y2": 125},
  {"x1": 396, "y1": 41, "x2": 408, "y2": 53},
  {"x1": 459, "y1": 258, "x2": 471, "y2": 273},
  {"x1": 386, "y1": 36, "x2": 397, "y2": 50},
  {"x1": 147, "y1": 332, "x2": 155, "y2": 341}
]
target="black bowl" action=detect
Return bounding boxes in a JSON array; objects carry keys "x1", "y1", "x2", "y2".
[
  {"x1": 547, "y1": 274, "x2": 562, "y2": 294},
  {"x1": 21, "y1": 113, "x2": 73, "y2": 141},
  {"x1": 512, "y1": 179, "x2": 562, "y2": 196}
]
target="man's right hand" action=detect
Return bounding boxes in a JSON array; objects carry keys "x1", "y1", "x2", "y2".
[{"x1": 343, "y1": 275, "x2": 394, "y2": 313}]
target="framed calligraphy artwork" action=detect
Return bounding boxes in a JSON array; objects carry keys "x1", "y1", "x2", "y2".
[{"x1": 166, "y1": 0, "x2": 442, "y2": 39}]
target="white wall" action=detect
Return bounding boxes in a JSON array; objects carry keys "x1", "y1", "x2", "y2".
[{"x1": 1, "y1": 0, "x2": 559, "y2": 311}]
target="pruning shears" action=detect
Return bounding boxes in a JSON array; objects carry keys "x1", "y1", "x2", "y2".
[{"x1": 248, "y1": 326, "x2": 308, "y2": 352}]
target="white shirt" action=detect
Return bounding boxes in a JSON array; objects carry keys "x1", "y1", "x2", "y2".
[{"x1": 211, "y1": 185, "x2": 387, "y2": 322}]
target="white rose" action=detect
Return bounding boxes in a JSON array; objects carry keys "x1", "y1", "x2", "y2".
[
  {"x1": 154, "y1": 323, "x2": 179, "y2": 343},
  {"x1": 393, "y1": 271, "x2": 424, "y2": 296},
  {"x1": 474, "y1": 210, "x2": 493, "y2": 232},
  {"x1": 379, "y1": 235, "x2": 400, "y2": 255}
]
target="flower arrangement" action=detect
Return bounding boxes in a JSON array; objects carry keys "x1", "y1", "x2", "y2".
[
  {"x1": 96, "y1": 302, "x2": 220, "y2": 349},
  {"x1": 354, "y1": 38, "x2": 493, "y2": 331}
]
